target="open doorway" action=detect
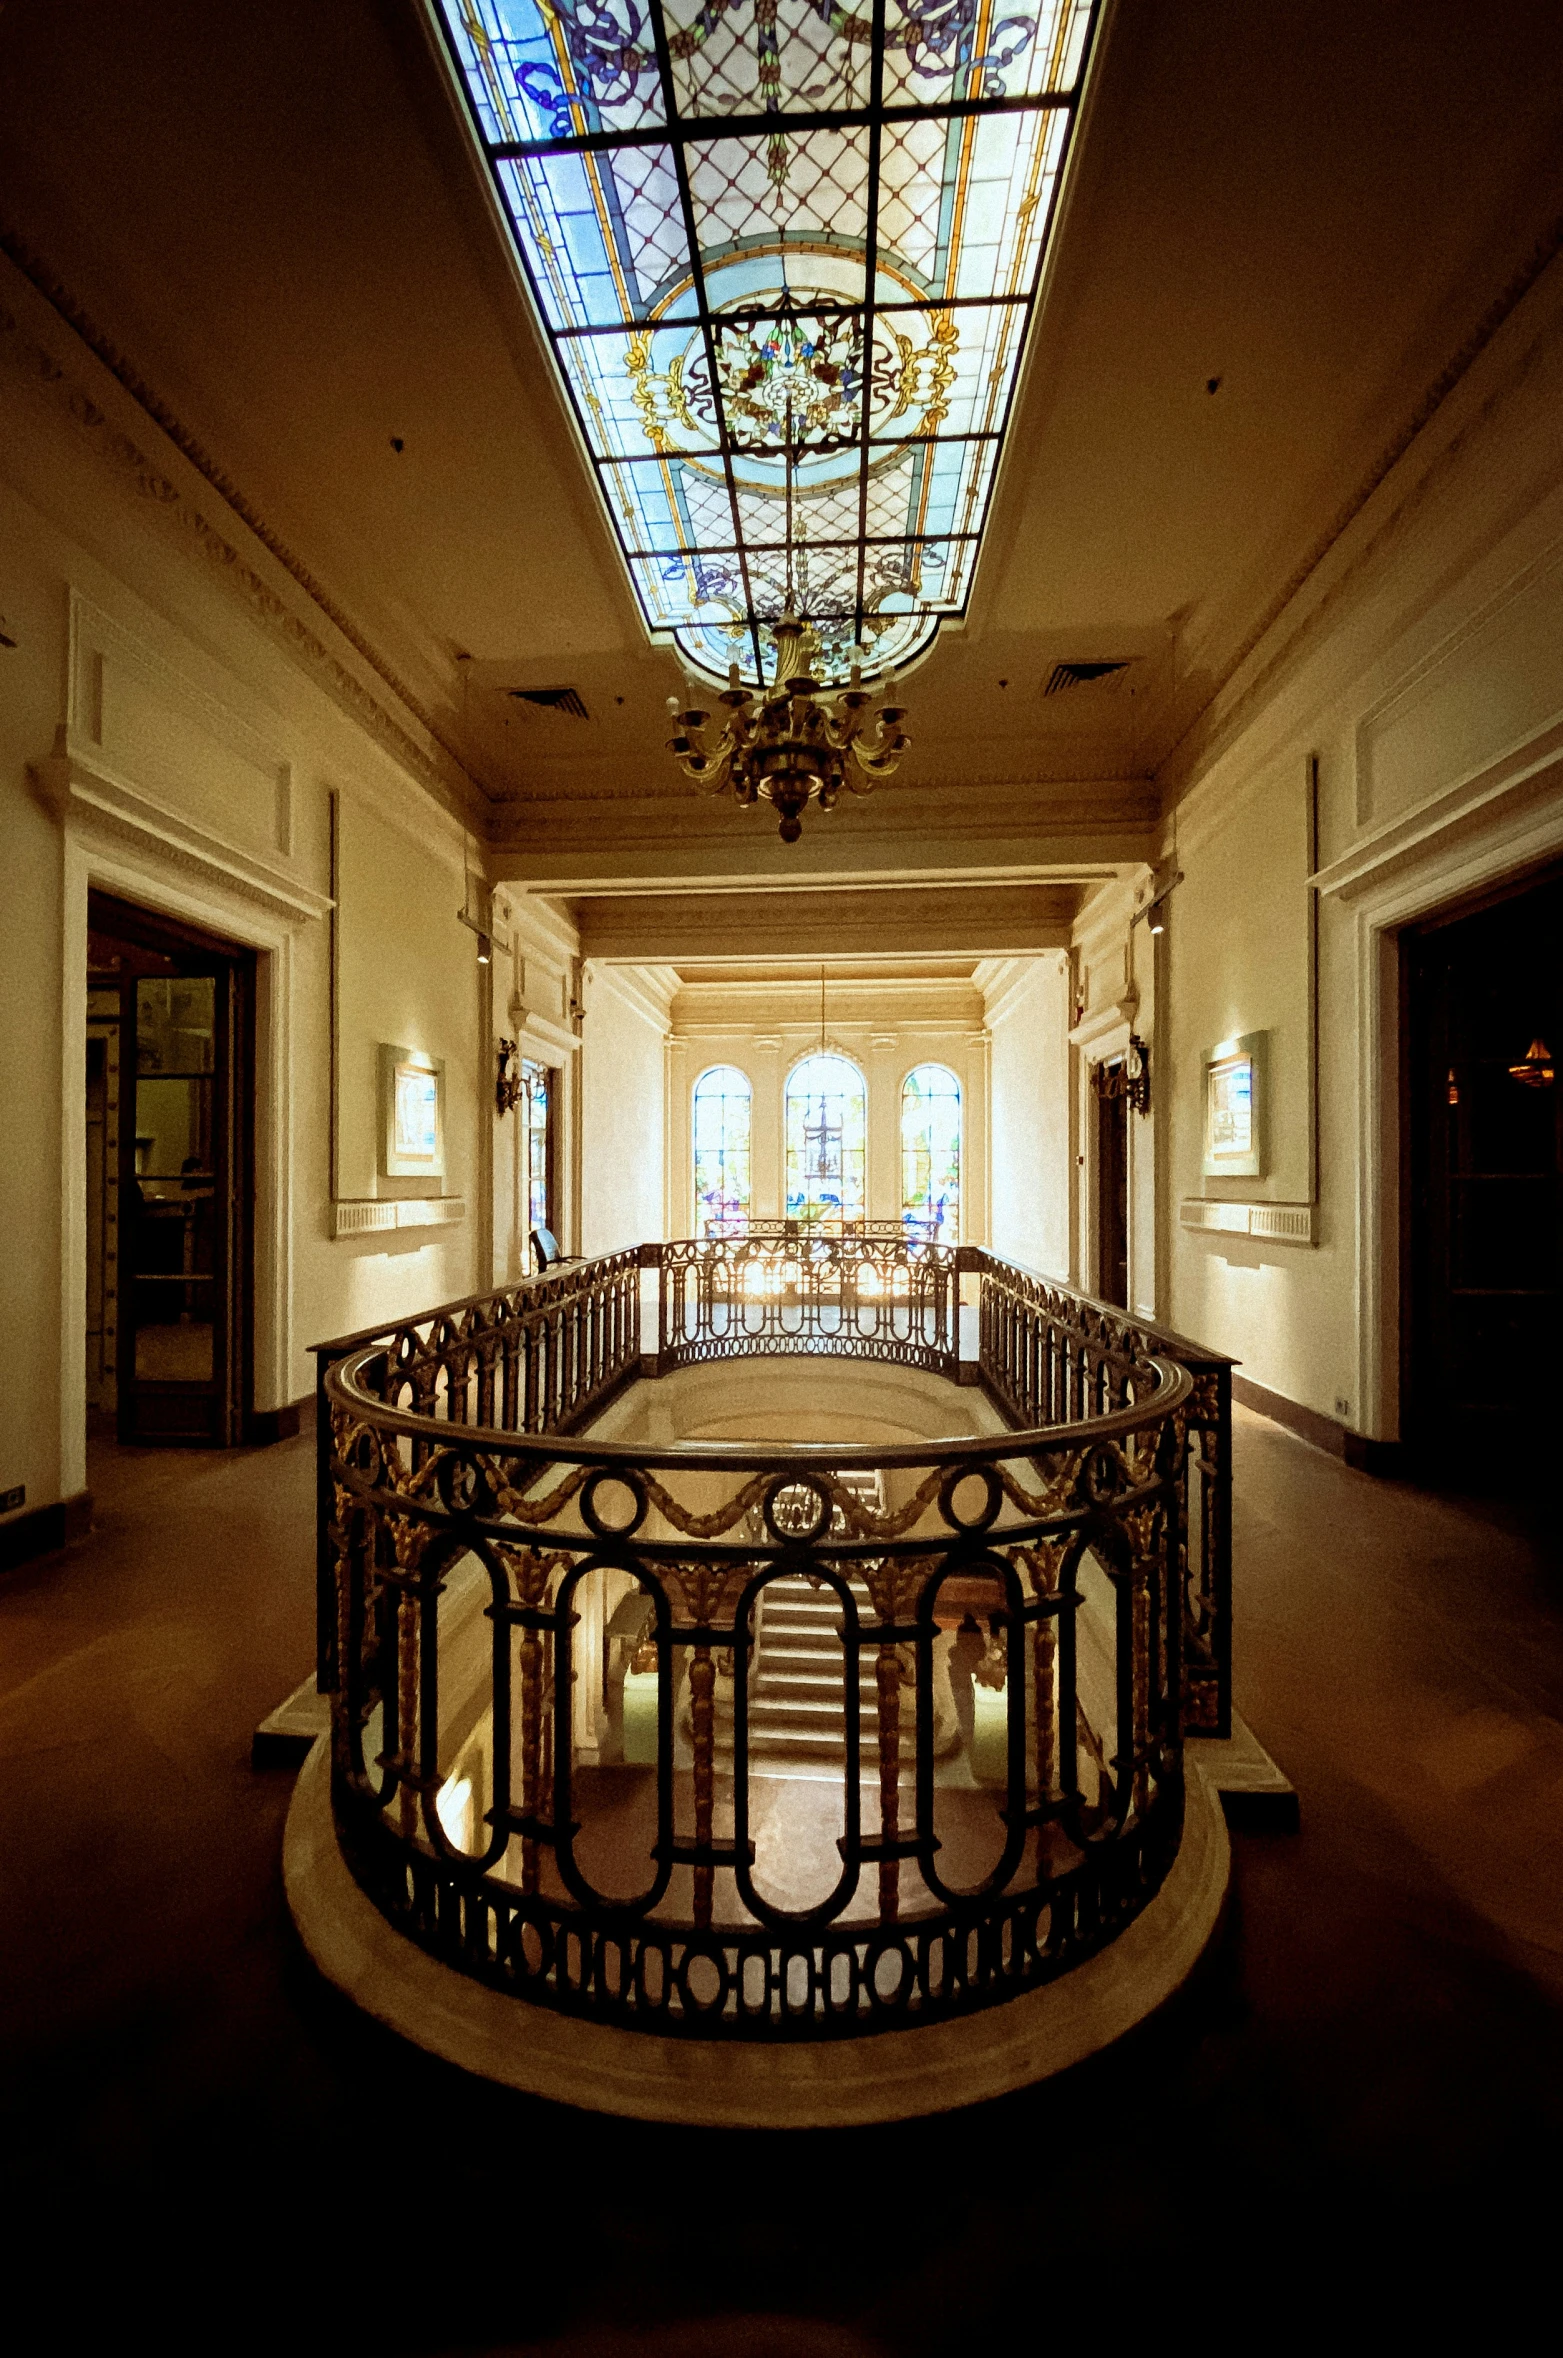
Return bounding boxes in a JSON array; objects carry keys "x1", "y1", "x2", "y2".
[
  {"x1": 1094, "y1": 1061, "x2": 1129, "y2": 1309},
  {"x1": 87, "y1": 891, "x2": 256, "y2": 1446},
  {"x1": 1403, "y1": 865, "x2": 1563, "y2": 1464}
]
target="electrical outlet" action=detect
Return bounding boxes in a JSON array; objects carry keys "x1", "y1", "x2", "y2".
[
  {"x1": 1333, "y1": 1397, "x2": 1350, "y2": 1421},
  {"x1": 0, "y1": 1483, "x2": 24, "y2": 1515}
]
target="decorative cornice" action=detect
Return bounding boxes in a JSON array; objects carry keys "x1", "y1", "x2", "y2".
[
  {"x1": 1070, "y1": 995, "x2": 1138, "y2": 1053},
  {"x1": 31, "y1": 729, "x2": 335, "y2": 925},
  {"x1": 0, "y1": 229, "x2": 487, "y2": 819}
]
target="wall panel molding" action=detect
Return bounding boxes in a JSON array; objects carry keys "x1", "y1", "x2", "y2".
[{"x1": 1180, "y1": 1199, "x2": 1316, "y2": 1245}]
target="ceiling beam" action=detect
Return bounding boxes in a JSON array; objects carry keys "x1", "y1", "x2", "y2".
[
  {"x1": 572, "y1": 885, "x2": 1081, "y2": 963},
  {"x1": 488, "y1": 783, "x2": 1158, "y2": 891}
]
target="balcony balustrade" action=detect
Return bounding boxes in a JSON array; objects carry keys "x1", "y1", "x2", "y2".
[{"x1": 310, "y1": 1234, "x2": 1232, "y2": 2043}]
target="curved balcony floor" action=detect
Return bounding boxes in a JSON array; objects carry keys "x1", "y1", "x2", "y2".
[{"x1": 285, "y1": 1733, "x2": 1229, "y2": 2126}]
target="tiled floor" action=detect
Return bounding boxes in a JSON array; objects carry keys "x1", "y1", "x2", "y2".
[{"x1": 2, "y1": 1405, "x2": 1561, "y2": 2349}]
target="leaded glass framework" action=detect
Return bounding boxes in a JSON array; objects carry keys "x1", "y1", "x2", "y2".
[
  {"x1": 523, "y1": 1055, "x2": 553, "y2": 1232},
  {"x1": 900, "y1": 1061, "x2": 960, "y2": 1239},
  {"x1": 693, "y1": 1063, "x2": 753, "y2": 1232},
  {"x1": 785, "y1": 1051, "x2": 866, "y2": 1225},
  {"x1": 430, "y1": 0, "x2": 1100, "y2": 685}
]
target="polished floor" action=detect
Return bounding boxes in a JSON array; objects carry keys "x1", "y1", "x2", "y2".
[{"x1": 2, "y1": 1406, "x2": 1561, "y2": 2349}]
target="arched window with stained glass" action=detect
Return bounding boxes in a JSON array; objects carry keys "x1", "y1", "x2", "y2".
[
  {"x1": 785, "y1": 1053, "x2": 867, "y2": 1228},
  {"x1": 901, "y1": 1064, "x2": 961, "y2": 1241},
  {"x1": 692, "y1": 1065, "x2": 752, "y2": 1235}
]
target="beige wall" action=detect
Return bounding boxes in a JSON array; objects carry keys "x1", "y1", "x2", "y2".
[
  {"x1": 0, "y1": 481, "x2": 72, "y2": 1524},
  {"x1": 984, "y1": 954, "x2": 1071, "y2": 1279},
  {"x1": 1144, "y1": 256, "x2": 1563, "y2": 1432},
  {"x1": 324, "y1": 789, "x2": 482, "y2": 1333},
  {"x1": 489, "y1": 891, "x2": 582, "y2": 1277},
  {"x1": 0, "y1": 257, "x2": 488, "y2": 1528},
  {"x1": 579, "y1": 965, "x2": 671, "y2": 1254}
]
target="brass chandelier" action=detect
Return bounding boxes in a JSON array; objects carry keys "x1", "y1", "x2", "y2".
[{"x1": 665, "y1": 610, "x2": 910, "y2": 843}]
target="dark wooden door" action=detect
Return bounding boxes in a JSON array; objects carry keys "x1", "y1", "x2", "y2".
[
  {"x1": 1096, "y1": 1069, "x2": 1129, "y2": 1309},
  {"x1": 1405, "y1": 869, "x2": 1563, "y2": 1457}
]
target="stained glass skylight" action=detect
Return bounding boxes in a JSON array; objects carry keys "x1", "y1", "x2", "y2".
[{"x1": 431, "y1": 0, "x2": 1099, "y2": 684}]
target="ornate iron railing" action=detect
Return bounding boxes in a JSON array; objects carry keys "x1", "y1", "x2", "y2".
[
  {"x1": 661, "y1": 1227, "x2": 959, "y2": 1374},
  {"x1": 311, "y1": 1248, "x2": 646, "y2": 1689},
  {"x1": 312, "y1": 1237, "x2": 1226, "y2": 2041},
  {"x1": 966, "y1": 1251, "x2": 1234, "y2": 1739}
]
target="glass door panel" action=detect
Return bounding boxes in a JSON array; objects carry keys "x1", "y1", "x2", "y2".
[{"x1": 122, "y1": 969, "x2": 237, "y2": 1441}]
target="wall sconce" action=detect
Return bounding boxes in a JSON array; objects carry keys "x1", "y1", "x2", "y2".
[
  {"x1": 1131, "y1": 872, "x2": 1181, "y2": 937},
  {"x1": 1091, "y1": 1033, "x2": 1151, "y2": 1116},
  {"x1": 495, "y1": 1036, "x2": 524, "y2": 1115}
]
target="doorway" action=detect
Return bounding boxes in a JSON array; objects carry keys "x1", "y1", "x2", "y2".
[
  {"x1": 1403, "y1": 866, "x2": 1563, "y2": 1461},
  {"x1": 87, "y1": 891, "x2": 256, "y2": 1446},
  {"x1": 1094, "y1": 1062, "x2": 1129, "y2": 1309},
  {"x1": 523, "y1": 1055, "x2": 556, "y2": 1242}
]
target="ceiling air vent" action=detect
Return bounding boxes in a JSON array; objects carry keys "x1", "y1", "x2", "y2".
[
  {"x1": 508, "y1": 685, "x2": 590, "y2": 719},
  {"x1": 1044, "y1": 659, "x2": 1131, "y2": 696}
]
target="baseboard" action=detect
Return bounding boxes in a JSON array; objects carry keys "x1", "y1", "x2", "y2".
[
  {"x1": 1342, "y1": 1431, "x2": 1406, "y2": 1477},
  {"x1": 1189, "y1": 1708, "x2": 1299, "y2": 1833},
  {"x1": 1231, "y1": 1372, "x2": 1401, "y2": 1474},
  {"x1": 252, "y1": 1672, "x2": 330, "y2": 1767},
  {"x1": 1230, "y1": 1373, "x2": 1346, "y2": 1456},
  {"x1": 243, "y1": 1395, "x2": 313, "y2": 1446},
  {"x1": 0, "y1": 1490, "x2": 93, "y2": 1574}
]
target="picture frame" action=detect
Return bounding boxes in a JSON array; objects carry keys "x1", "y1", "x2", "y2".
[
  {"x1": 378, "y1": 1043, "x2": 445, "y2": 1181},
  {"x1": 1201, "y1": 1031, "x2": 1267, "y2": 1180}
]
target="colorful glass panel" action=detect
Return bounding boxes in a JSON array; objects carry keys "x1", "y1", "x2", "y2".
[
  {"x1": 785, "y1": 1052, "x2": 866, "y2": 1226},
  {"x1": 693, "y1": 1063, "x2": 753, "y2": 1233},
  {"x1": 901, "y1": 1063, "x2": 960, "y2": 1239},
  {"x1": 431, "y1": 0, "x2": 1099, "y2": 685},
  {"x1": 523, "y1": 1056, "x2": 552, "y2": 1231}
]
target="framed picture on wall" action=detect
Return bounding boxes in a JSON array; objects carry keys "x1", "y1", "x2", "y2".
[
  {"x1": 1201, "y1": 1031, "x2": 1267, "y2": 1179},
  {"x1": 379, "y1": 1044, "x2": 445, "y2": 1180}
]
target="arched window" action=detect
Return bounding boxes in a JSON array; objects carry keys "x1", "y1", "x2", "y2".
[
  {"x1": 692, "y1": 1065, "x2": 752, "y2": 1235},
  {"x1": 901, "y1": 1064, "x2": 961, "y2": 1241},
  {"x1": 785, "y1": 1053, "x2": 867, "y2": 1228}
]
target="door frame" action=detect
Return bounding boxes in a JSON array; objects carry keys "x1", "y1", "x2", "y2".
[
  {"x1": 1092, "y1": 1059, "x2": 1130, "y2": 1309},
  {"x1": 91, "y1": 889, "x2": 255, "y2": 1445},
  {"x1": 1313, "y1": 740, "x2": 1563, "y2": 1445},
  {"x1": 1072, "y1": 1009, "x2": 1140, "y2": 1306},
  {"x1": 60, "y1": 832, "x2": 304, "y2": 1485}
]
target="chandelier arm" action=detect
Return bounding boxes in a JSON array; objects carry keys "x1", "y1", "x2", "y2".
[{"x1": 848, "y1": 736, "x2": 909, "y2": 780}]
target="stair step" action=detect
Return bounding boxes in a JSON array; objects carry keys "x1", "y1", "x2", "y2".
[
  {"x1": 749, "y1": 1707, "x2": 872, "y2": 1726},
  {"x1": 752, "y1": 1728, "x2": 882, "y2": 1758},
  {"x1": 755, "y1": 1669, "x2": 880, "y2": 1695}
]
